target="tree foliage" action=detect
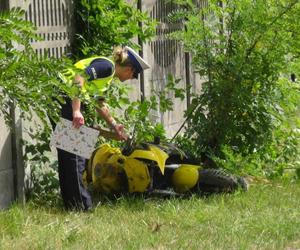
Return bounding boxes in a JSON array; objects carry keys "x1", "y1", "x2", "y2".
[
  {"x1": 170, "y1": 0, "x2": 300, "y2": 172},
  {"x1": 72, "y1": 0, "x2": 156, "y2": 58},
  {"x1": 0, "y1": 8, "x2": 69, "y2": 126}
]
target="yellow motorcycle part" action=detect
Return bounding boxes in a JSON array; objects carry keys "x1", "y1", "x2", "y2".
[
  {"x1": 93, "y1": 149, "x2": 126, "y2": 193},
  {"x1": 171, "y1": 164, "x2": 200, "y2": 193},
  {"x1": 123, "y1": 158, "x2": 150, "y2": 193},
  {"x1": 128, "y1": 145, "x2": 168, "y2": 174},
  {"x1": 87, "y1": 144, "x2": 151, "y2": 194},
  {"x1": 90, "y1": 144, "x2": 121, "y2": 185},
  {"x1": 85, "y1": 144, "x2": 122, "y2": 193},
  {"x1": 92, "y1": 161, "x2": 125, "y2": 193}
]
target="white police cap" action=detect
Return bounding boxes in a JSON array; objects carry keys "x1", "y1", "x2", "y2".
[{"x1": 125, "y1": 46, "x2": 150, "y2": 78}]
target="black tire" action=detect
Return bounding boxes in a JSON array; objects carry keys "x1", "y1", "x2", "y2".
[{"x1": 196, "y1": 169, "x2": 248, "y2": 194}]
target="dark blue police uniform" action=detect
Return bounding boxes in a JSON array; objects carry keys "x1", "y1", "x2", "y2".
[{"x1": 57, "y1": 58, "x2": 114, "y2": 211}]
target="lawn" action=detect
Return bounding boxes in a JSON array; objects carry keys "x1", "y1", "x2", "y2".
[{"x1": 1, "y1": 180, "x2": 300, "y2": 250}]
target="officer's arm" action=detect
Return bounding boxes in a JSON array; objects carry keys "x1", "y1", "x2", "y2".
[
  {"x1": 72, "y1": 74, "x2": 85, "y2": 128},
  {"x1": 96, "y1": 99, "x2": 117, "y2": 130},
  {"x1": 96, "y1": 100, "x2": 128, "y2": 141}
]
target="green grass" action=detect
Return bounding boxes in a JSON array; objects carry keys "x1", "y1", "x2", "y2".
[{"x1": 1, "y1": 181, "x2": 300, "y2": 250}]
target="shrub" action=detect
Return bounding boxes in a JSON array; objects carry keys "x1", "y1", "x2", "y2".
[{"x1": 171, "y1": 0, "x2": 300, "y2": 176}]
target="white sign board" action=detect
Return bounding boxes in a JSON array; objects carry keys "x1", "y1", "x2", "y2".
[{"x1": 50, "y1": 118, "x2": 99, "y2": 159}]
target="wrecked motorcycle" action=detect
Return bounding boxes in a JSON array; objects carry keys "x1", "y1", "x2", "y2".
[{"x1": 83, "y1": 135, "x2": 248, "y2": 196}]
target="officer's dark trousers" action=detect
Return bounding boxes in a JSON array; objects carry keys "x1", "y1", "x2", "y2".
[{"x1": 56, "y1": 98, "x2": 92, "y2": 211}]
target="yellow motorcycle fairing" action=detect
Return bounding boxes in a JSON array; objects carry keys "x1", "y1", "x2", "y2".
[
  {"x1": 171, "y1": 164, "x2": 200, "y2": 193},
  {"x1": 128, "y1": 145, "x2": 169, "y2": 174},
  {"x1": 84, "y1": 144, "x2": 151, "y2": 194},
  {"x1": 84, "y1": 144, "x2": 122, "y2": 192},
  {"x1": 92, "y1": 153, "x2": 127, "y2": 193},
  {"x1": 123, "y1": 158, "x2": 150, "y2": 193},
  {"x1": 90, "y1": 144, "x2": 121, "y2": 183},
  {"x1": 92, "y1": 161, "x2": 125, "y2": 193}
]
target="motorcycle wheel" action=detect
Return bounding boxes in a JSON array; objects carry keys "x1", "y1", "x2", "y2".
[{"x1": 196, "y1": 169, "x2": 248, "y2": 194}]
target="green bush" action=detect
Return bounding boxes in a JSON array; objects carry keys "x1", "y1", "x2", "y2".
[{"x1": 171, "y1": 0, "x2": 300, "y2": 176}]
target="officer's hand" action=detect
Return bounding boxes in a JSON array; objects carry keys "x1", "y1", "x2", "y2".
[
  {"x1": 73, "y1": 110, "x2": 84, "y2": 129},
  {"x1": 113, "y1": 124, "x2": 128, "y2": 141}
]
